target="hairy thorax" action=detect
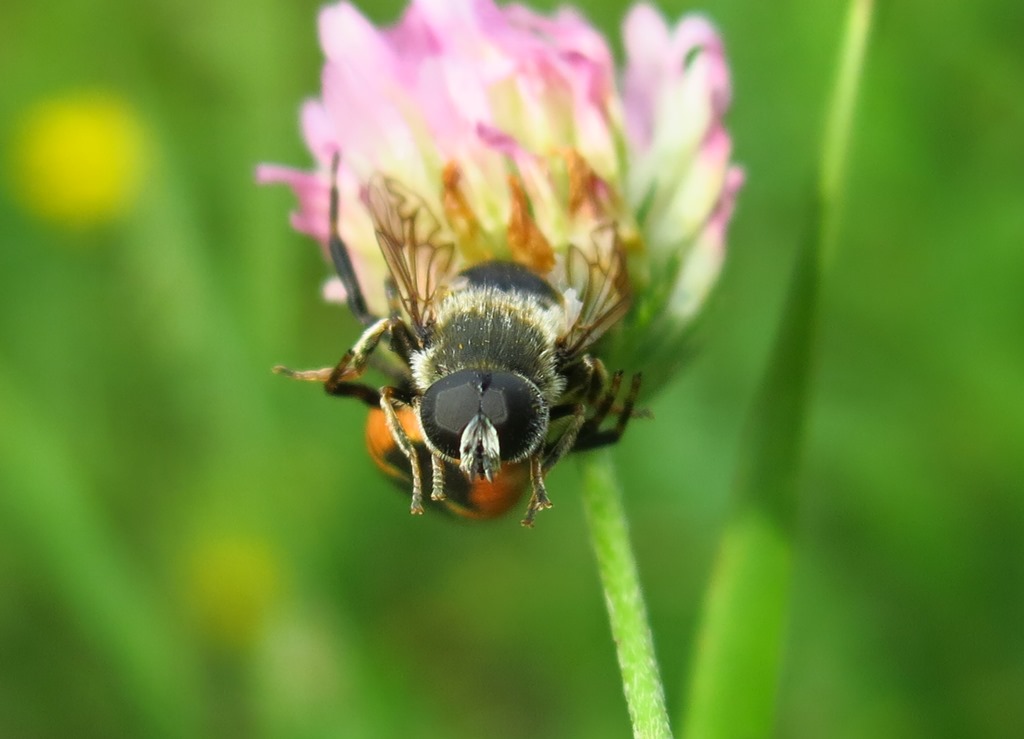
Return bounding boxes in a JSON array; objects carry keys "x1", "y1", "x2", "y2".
[{"x1": 410, "y1": 286, "x2": 566, "y2": 404}]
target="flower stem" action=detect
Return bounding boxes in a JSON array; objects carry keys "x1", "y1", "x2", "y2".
[
  {"x1": 580, "y1": 449, "x2": 672, "y2": 739},
  {"x1": 680, "y1": 2, "x2": 874, "y2": 737}
]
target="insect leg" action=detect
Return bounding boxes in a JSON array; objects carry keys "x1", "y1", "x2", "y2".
[
  {"x1": 272, "y1": 366, "x2": 333, "y2": 382},
  {"x1": 581, "y1": 369, "x2": 624, "y2": 436},
  {"x1": 522, "y1": 455, "x2": 554, "y2": 527},
  {"x1": 325, "y1": 383, "x2": 381, "y2": 407},
  {"x1": 272, "y1": 366, "x2": 382, "y2": 407},
  {"x1": 543, "y1": 404, "x2": 586, "y2": 473},
  {"x1": 573, "y1": 372, "x2": 644, "y2": 452},
  {"x1": 273, "y1": 316, "x2": 392, "y2": 395},
  {"x1": 380, "y1": 387, "x2": 425, "y2": 515},
  {"x1": 387, "y1": 319, "x2": 419, "y2": 368},
  {"x1": 430, "y1": 453, "x2": 446, "y2": 502},
  {"x1": 583, "y1": 355, "x2": 610, "y2": 404},
  {"x1": 324, "y1": 316, "x2": 392, "y2": 393},
  {"x1": 328, "y1": 153, "x2": 378, "y2": 327},
  {"x1": 548, "y1": 404, "x2": 578, "y2": 422}
]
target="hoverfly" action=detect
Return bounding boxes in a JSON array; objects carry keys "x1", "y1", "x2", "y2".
[{"x1": 276, "y1": 156, "x2": 642, "y2": 525}]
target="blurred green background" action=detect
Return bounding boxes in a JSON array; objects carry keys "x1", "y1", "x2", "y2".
[{"x1": 1, "y1": 0, "x2": 1022, "y2": 736}]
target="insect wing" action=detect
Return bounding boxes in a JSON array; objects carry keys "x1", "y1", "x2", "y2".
[
  {"x1": 366, "y1": 176, "x2": 457, "y2": 329},
  {"x1": 559, "y1": 224, "x2": 632, "y2": 356}
]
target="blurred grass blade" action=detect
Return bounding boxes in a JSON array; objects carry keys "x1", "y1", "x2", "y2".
[
  {"x1": 0, "y1": 370, "x2": 204, "y2": 737},
  {"x1": 821, "y1": 0, "x2": 876, "y2": 265},
  {"x1": 681, "y1": 235, "x2": 816, "y2": 739},
  {"x1": 681, "y1": 1, "x2": 875, "y2": 737},
  {"x1": 581, "y1": 449, "x2": 672, "y2": 739}
]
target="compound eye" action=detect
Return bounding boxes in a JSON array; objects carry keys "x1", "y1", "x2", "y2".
[
  {"x1": 420, "y1": 369, "x2": 546, "y2": 463},
  {"x1": 480, "y1": 372, "x2": 543, "y2": 461},
  {"x1": 420, "y1": 370, "x2": 484, "y2": 459}
]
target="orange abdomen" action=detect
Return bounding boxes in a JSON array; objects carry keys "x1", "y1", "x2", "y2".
[{"x1": 365, "y1": 406, "x2": 529, "y2": 519}]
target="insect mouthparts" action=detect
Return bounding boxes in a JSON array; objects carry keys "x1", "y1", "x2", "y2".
[{"x1": 459, "y1": 412, "x2": 500, "y2": 482}]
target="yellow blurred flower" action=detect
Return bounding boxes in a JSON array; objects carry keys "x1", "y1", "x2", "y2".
[
  {"x1": 186, "y1": 534, "x2": 282, "y2": 651},
  {"x1": 11, "y1": 91, "x2": 148, "y2": 228}
]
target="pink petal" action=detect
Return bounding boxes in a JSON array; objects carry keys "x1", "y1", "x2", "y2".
[
  {"x1": 300, "y1": 100, "x2": 336, "y2": 166},
  {"x1": 670, "y1": 17, "x2": 731, "y2": 117},
  {"x1": 509, "y1": 5, "x2": 615, "y2": 107},
  {"x1": 476, "y1": 122, "x2": 525, "y2": 159},
  {"x1": 502, "y1": 4, "x2": 616, "y2": 128},
  {"x1": 623, "y1": 4, "x2": 671, "y2": 150},
  {"x1": 318, "y1": 3, "x2": 424, "y2": 176},
  {"x1": 385, "y1": 2, "x2": 442, "y2": 58},
  {"x1": 321, "y1": 62, "x2": 415, "y2": 177},
  {"x1": 322, "y1": 276, "x2": 347, "y2": 305},
  {"x1": 257, "y1": 164, "x2": 330, "y2": 244},
  {"x1": 435, "y1": 57, "x2": 495, "y2": 134},
  {"x1": 410, "y1": 0, "x2": 510, "y2": 77},
  {"x1": 623, "y1": 6, "x2": 732, "y2": 152},
  {"x1": 318, "y1": 3, "x2": 396, "y2": 72},
  {"x1": 705, "y1": 165, "x2": 745, "y2": 251},
  {"x1": 255, "y1": 164, "x2": 320, "y2": 193}
]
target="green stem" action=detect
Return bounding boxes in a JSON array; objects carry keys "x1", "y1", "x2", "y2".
[
  {"x1": 681, "y1": 2, "x2": 874, "y2": 737},
  {"x1": 580, "y1": 449, "x2": 672, "y2": 739}
]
